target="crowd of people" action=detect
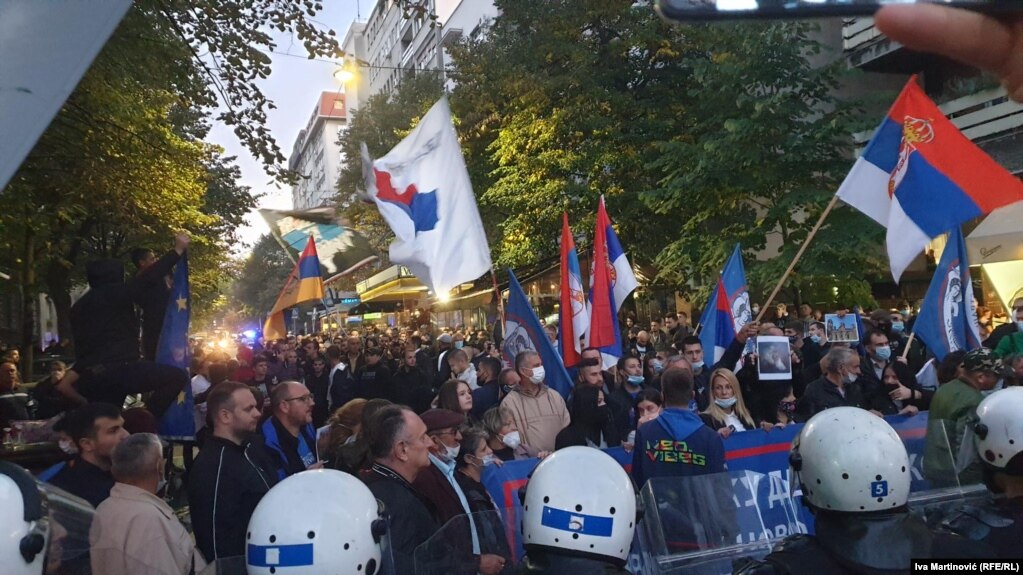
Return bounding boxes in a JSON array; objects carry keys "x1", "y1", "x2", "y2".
[{"x1": 3, "y1": 289, "x2": 1022, "y2": 573}]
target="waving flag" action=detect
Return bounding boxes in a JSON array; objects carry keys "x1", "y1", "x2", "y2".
[
  {"x1": 156, "y1": 253, "x2": 195, "y2": 440},
  {"x1": 837, "y1": 77, "x2": 1023, "y2": 281},
  {"x1": 912, "y1": 227, "x2": 982, "y2": 361},
  {"x1": 263, "y1": 237, "x2": 325, "y2": 340},
  {"x1": 698, "y1": 245, "x2": 751, "y2": 363},
  {"x1": 260, "y1": 207, "x2": 377, "y2": 282},
  {"x1": 364, "y1": 97, "x2": 491, "y2": 297},
  {"x1": 559, "y1": 214, "x2": 588, "y2": 368},
  {"x1": 503, "y1": 270, "x2": 574, "y2": 400},
  {"x1": 586, "y1": 197, "x2": 638, "y2": 367}
]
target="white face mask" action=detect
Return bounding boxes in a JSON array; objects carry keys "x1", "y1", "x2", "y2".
[
  {"x1": 58, "y1": 439, "x2": 78, "y2": 455},
  {"x1": 501, "y1": 431, "x2": 521, "y2": 449},
  {"x1": 442, "y1": 443, "x2": 460, "y2": 463},
  {"x1": 843, "y1": 371, "x2": 857, "y2": 384},
  {"x1": 156, "y1": 477, "x2": 168, "y2": 494},
  {"x1": 473, "y1": 453, "x2": 497, "y2": 468},
  {"x1": 714, "y1": 397, "x2": 737, "y2": 409},
  {"x1": 529, "y1": 366, "x2": 545, "y2": 385}
]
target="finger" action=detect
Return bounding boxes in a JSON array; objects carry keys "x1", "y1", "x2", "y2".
[{"x1": 875, "y1": 5, "x2": 1019, "y2": 80}]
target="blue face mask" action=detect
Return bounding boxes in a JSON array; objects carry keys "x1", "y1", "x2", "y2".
[
  {"x1": 692, "y1": 360, "x2": 705, "y2": 371},
  {"x1": 891, "y1": 321, "x2": 905, "y2": 334},
  {"x1": 627, "y1": 374, "x2": 645, "y2": 386},
  {"x1": 874, "y1": 346, "x2": 892, "y2": 362},
  {"x1": 454, "y1": 341, "x2": 464, "y2": 350},
  {"x1": 651, "y1": 361, "x2": 664, "y2": 374},
  {"x1": 810, "y1": 335, "x2": 821, "y2": 344}
]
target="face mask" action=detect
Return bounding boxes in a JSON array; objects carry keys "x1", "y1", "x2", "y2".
[
  {"x1": 810, "y1": 335, "x2": 821, "y2": 344},
  {"x1": 501, "y1": 384, "x2": 514, "y2": 395},
  {"x1": 891, "y1": 321, "x2": 905, "y2": 334},
  {"x1": 474, "y1": 453, "x2": 497, "y2": 468},
  {"x1": 157, "y1": 477, "x2": 168, "y2": 495},
  {"x1": 843, "y1": 371, "x2": 858, "y2": 384},
  {"x1": 636, "y1": 345, "x2": 647, "y2": 353},
  {"x1": 454, "y1": 341, "x2": 464, "y2": 350},
  {"x1": 529, "y1": 366, "x2": 545, "y2": 385},
  {"x1": 874, "y1": 346, "x2": 892, "y2": 361},
  {"x1": 714, "y1": 397, "x2": 737, "y2": 409},
  {"x1": 752, "y1": 306, "x2": 760, "y2": 315},
  {"x1": 501, "y1": 431, "x2": 521, "y2": 449},
  {"x1": 58, "y1": 439, "x2": 78, "y2": 455},
  {"x1": 627, "y1": 374, "x2": 645, "y2": 386},
  {"x1": 692, "y1": 360, "x2": 705, "y2": 371},
  {"x1": 901, "y1": 309, "x2": 911, "y2": 317},
  {"x1": 651, "y1": 361, "x2": 664, "y2": 374},
  {"x1": 778, "y1": 400, "x2": 797, "y2": 415},
  {"x1": 1017, "y1": 321, "x2": 1023, "y2": 332},
  {"x1": 441, "y1": 443, "x2": 461, "y2": 463}
]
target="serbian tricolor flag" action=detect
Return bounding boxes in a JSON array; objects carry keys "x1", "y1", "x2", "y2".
[
  {"x1": 263, "y1": 237, "x2": 325, "y2": 340},
  {"x1": 559, "y1": 214, "x2": 588, "y2": 368},
  {"x1": 837, "y1": 77, "x2": 1023, "y2": 282},
  {"x1": 698, "y1": 244, "x2": 750, "y2": 363},
  {"x1": 586, "y1": 197, "x2": 638, "y2": 368}
]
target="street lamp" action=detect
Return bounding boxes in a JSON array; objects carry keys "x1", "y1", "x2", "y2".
[{"x1": 333, "y1": 65, "x2": 355, "y2": 85}]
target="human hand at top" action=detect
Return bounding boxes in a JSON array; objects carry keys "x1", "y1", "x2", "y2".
[{"x1": 875, "y1": 4, "x2": 1023, "y2": 101}]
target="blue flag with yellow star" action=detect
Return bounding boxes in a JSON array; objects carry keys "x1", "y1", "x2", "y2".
[{"x1": 156, "y1": 252, "x2": 196, "y2": 440}]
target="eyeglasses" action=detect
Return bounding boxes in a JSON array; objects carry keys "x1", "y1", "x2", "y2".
[{"x1": 284, "y1": 394, "x2": 314, "y2": 404}]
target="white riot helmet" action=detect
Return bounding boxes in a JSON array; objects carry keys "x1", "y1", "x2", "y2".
[
  {"x1": 521, "y1": 446, "x2": 637, "y2": 566},
  {"x1": 0, "y1": 462, "x2": 49, "y2": 575},
  {"x1": 790, "y1": 407, "x2": 911, "y2": 513},
  {"x1": 973, "y1": 386, "x2": 1023, "y2": 475},
  {"x1": 247, "y1": 469, "x2": 388, "y2": 575}
]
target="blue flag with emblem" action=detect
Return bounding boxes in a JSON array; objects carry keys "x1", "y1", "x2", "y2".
[
  {"x1": 699, "y1": 244, "x2": 751, "y2": 363},
  {"x1": 502, "y1": 270, "x2": 574, "y2": 400},
  {"x1": 156, "y1": 252, "x2": 196, "y2": 440},
  {"x1": 912, "y1": 226, "x2": 982, "y2": 361}
]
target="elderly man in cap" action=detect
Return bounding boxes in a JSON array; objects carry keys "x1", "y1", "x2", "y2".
[
  {"x1": 413, "y1": 408, "x2": 505, "y2": 575},
  {"x1": 924, "y1": 348, "x2": 1004, "y2": 488}
]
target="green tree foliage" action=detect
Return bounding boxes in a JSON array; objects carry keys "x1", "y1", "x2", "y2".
[
  {"x1": 232, "y1": 234, "x2": 295, "y2": 319},
  {"x1": 447, "y1": 1, "x2": 886, "y2": 306},
  {"x1": 640, "y1": 21, "x2": 886, "y2": 304},
  {"x1": 448, "y1": 0, "x2": 683, "y2": 269},
  {"x1": 0, "y1": 3, "x2": 271, "y2": 349}
]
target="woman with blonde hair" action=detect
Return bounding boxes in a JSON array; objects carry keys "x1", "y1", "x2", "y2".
[{"x1": 700, "y1": 368, "x2": 755, "y2": 439}]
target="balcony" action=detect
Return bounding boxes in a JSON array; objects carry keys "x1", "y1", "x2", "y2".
[{"x1": 843, "y1": 17, "x2": 927, "y2": 73}]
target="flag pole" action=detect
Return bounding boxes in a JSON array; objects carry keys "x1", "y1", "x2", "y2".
[
  {"x1": 491, "y1": 268, "x2": 505, "y2": 340},
  {"x1": 900, "y1": 332, "x2": 916, "y2": 360},
  {"x1": 755, "y1": 194, "x2": 841, "y2": 323}
]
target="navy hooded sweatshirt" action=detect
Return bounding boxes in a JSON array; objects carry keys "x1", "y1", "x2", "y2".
[{"x1": 631, "y1": 407, "x2": 726, "y2": 490}]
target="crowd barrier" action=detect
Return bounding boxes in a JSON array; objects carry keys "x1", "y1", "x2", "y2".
[{"x1": 480, "y1": 413, "x2": 930, "y2": 558}]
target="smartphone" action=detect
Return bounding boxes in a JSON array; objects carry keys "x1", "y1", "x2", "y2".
[{"x1": 656, "y1": 0, "x2": 1022, "y2": 22}]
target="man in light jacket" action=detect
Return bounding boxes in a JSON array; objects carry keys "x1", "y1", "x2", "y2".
[
  {"x1": 499, "y1": 351, "x2": 570, "y2": 453},
  {"x1": 91, "y1": 433, "x2": 206, "y2": 575}
]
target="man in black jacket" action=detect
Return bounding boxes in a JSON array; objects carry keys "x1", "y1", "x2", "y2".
[
  {"x1": 60, "y1": 234, "x2": 190, "y2": 418},
  {"x1": 189, "y1": 382, "x2": 277, "y2": 561},
  {"x1": 130, "y1": 244, "x2": 180, "y2": 361},
  {"x1": 361, "y1": 405, "x2": 438, "y2": 575},
  {"x1": 797, "y1": 347, "x2": 873, "y2": 420}
]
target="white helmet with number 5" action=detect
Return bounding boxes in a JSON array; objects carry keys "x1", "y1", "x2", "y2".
[
  {"x1": 790, "y1": 407, "x2": 911, "y2": 513},
  {"x1": 521, "y1": 446, "x2": 637, "y2": 566}
]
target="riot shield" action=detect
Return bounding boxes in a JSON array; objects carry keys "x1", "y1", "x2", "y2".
[
  {"x1": 413, "y1": 509, "x2": 515, "y2": 575},
  {"x1": 636, "y1": 470, "x2": 804, "y2": 575},
  {"x1": 42, "y1": 484, "x2": 96, "y2": 575}
]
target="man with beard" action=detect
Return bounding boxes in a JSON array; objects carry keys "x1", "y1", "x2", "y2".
[{"x1": 189, "y1": 382, "x2": 277, "y2": 561}]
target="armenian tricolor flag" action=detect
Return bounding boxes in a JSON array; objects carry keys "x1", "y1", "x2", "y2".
[{"x1": 263, "y1": 237, "x2": 325, "y2": 340}]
